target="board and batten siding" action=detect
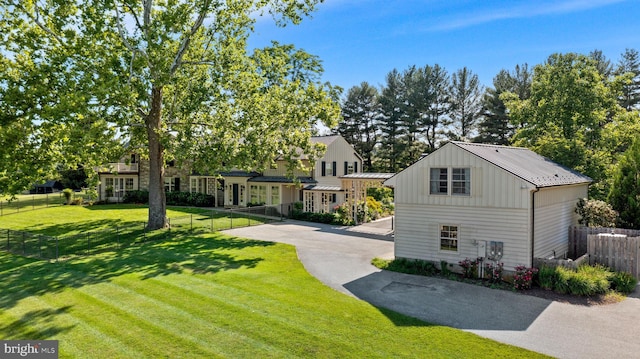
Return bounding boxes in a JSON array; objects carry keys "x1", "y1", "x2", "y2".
[
  {"x1": 393, "y1": 143, "x2": 536, "y2": 268},
  {"x1": 393, "y1": 144, "x2": 533, "y2": 209},
  {"x1": 312, "y1": 137, "x2": 362, "y2": 188},
  {"x1": 533, "y1": 184, "x2": 588, "y2": 260},
  {"x1": 395, "y1": 204, "x2": 530, "y2": 269},
  {"x1": 263, "y1": 160, "x2": 311, "y2": 178}
]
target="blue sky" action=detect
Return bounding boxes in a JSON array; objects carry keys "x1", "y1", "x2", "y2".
[{"x1": 249, "y1": 0, "x2": 640, "y2": 93}]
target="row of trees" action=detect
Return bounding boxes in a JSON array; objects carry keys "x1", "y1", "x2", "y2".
[{"x1": 334, "y1": 49, "x2": 640, "y2": 228}]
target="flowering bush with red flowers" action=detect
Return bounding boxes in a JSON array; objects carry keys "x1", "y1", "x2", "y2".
[
  {"x1": 513, "y1": 265, "x2": 538, "y2": 290},
  {"x1": 458, "y1": 258, "x2": 478, "y2": 278},
  {"x1": 486, "y1": 261, "x2": 504, "y2": 283}
]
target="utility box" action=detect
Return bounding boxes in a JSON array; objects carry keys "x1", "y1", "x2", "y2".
[
  {"x1": 477, "y1": 240, "x2": 487, "y2": 258},
  {"x1": 488, "y1": 241, "x2": 503, "y2": 261}
]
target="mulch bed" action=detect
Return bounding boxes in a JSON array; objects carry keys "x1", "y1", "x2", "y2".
[{"x1": 518, "y1": 286, "x2": 622, "y2": 306}]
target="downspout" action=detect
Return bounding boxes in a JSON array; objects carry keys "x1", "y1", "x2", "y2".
[{"x1": 531, "y1": 187, "x2": 540, "y2": 267}]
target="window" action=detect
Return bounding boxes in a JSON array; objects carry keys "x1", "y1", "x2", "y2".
[
  {"x1": 452, "y1": 168, "x2": 470, "y2": 195},
  {"x1": 164, "y1": 177, "x2": 177, "y2": 192},
  {"x1": 271, "y1": 186, "x2": 280, "y2": 205},
  {"x1": 250, "y1": 185, "x2": 258, "y2": 203},
  {"x1": 430, "y1": 168, "x2": 448, "y2": 194},
  {"x1": 347, "y1": 163, "x2": 354, "y2": 175},
  {"x1": 125, "y1": 178, "x2": 134, "y2": 191},
  {"x1": 250, "y1": 185, "x2": 267, "y2": 204},
  {"x1": 430, "y1": 168, "x2": 471, "y2": 196},
  {"x1": 326, "y1": 165, "x2": 333, "y2": 176},
  {"x1": 440, "y1": 225, "x2": 458, "y2": 251},
  {"x1": 304, "y1": 192, "x2": 315, "y2": 212}
]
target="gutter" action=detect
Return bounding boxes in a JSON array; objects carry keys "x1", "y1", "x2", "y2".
[{"x1": 531, "y1": 187, "x2": 540, "y2": 267}]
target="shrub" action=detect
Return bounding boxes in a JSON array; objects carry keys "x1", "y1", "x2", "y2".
[
  {"x1": 610, "y1": 271, "x2": 638, "y2": 294},
  {"x1": 164, "y1": 191, "x2": 214, "y2": 207},
  {"x1": 367, "y1": 186, "x2": 393, "y2": 202},
  {"x1": 577, "y1": 264, "x2": 612, "y2": 294},
  {"x1": 486, "y1": 261, "x2": 504, "y2": 283},
  {"x1": 513, "y1": 265, "x2": 538, "y2": 290},
  {"x1": 366, "y1": 196, "x2": 383, "y2": 221},
  {"x1": 291, "y1": 210, "x2": 337, "y2": 224},
  {"x1": 536, "y1": 265, "x2": 557, "y2": 290},
  {"x1": 333, "y1": 203, "x2": 353, "y2": 225},
  {"x1": 70, "y1": 197, "x2": 84, "y2": 206},
  {"x1": 123, "y1": 190, "x2": 149, "y2": 204},
  {"x1": 554, "y1": 266, "x2": 573, "y2": 294},
  {"x1": 567, "y1": 271, "x2": 597, "y2": 296},
  {"x1": 374, "y1": 258, "x2": 438, "y2": 276},
  {"x1": 575, "y1": 198, "x2": 618, "y2": 227},
  {"x1": 62, "y1": 188, "x2": 74, "y2": 204},
  {"x1": 548, "y1": 264, "x2": 614, "y2": 296},
  {"x1": 85, "y1": 189, "x2": 98, "y2": 205},
  {"x1": 440, "y1": 260, "x2": 451, "y2": 276},
  {"x1": 458, "y1": 258, "x2": 477, "y2": 279},
  {"x1": 123, "y1": 190, "x2": 213, "y2": 207}
]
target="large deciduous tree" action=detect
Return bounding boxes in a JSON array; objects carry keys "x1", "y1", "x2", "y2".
[
  {"x1": 608, "y1": 138, "x2": 640, "y2": 229},
  {"x1": 503, "y1": 53, "x2": 619, "y2": 199},
  {"x1": 0, "y1": 0, "x2": 340, "y2": 229}
]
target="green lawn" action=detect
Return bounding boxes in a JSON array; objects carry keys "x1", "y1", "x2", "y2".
[{"x1": 0, "y1": 206, "x2": 547, "y2": 358}]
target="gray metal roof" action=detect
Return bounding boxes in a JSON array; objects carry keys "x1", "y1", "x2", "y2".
[
  {"x1": 340, "y1": 173, "x2": 395, "y2": 180},
  {"x1": 218, "y1": 171, "x2": 261, "y2": 177},
  {"x1": 452, "y1": 142, "x2": 592, "y2": 187},
  {"x1": 248, "y1": 176, "x2": 316, "y2": 184},
  {"x1": 303, "y1": 185, "x2": 343, "y2": 191}
]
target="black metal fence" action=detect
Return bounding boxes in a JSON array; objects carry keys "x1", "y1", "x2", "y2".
[
  {"x1": 1, "y1": 204, "x2": 288, "y2": 261},
  {"x1": 0, "y1": 193, "x2": 95, "y2": 216}
]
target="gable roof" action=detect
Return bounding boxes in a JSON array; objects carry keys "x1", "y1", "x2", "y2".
[
  {"x1": 311, "y1": 135, "x2": 340, "y2": 146},
  {"x1": 452, "y1": 142, "x2": 591, "y2": 187}
]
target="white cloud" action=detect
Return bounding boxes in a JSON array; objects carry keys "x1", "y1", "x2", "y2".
[{"x1": 428, "y1": 0, "x2": 627, "y2": 32}]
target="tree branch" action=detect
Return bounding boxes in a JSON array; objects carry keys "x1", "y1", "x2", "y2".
[
  {"x1": 169, "y1": 0, "x2": 211, "y2": 75},
  {"x1": 13, "y1": 1, "x2": 64, "y2": 45}
]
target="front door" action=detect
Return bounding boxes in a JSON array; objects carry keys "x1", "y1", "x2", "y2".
[{"x1": 232, "y1": 184, "x2": 239, "y2": 205}]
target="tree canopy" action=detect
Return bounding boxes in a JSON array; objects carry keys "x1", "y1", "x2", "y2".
[
  {"x1": 503, "y1": 53, "x2": 621, "y2": 198},
  {"x1": 1, "y1": 0, "x2": 340, "y2": 229}
]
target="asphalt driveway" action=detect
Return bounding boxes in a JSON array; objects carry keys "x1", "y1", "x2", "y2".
[{"x1": 224, "y1": 220, "x2": 640, "y2": 359}]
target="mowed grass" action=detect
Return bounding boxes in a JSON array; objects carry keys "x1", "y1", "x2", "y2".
[
  {"x1": 0, "y1": 204, "x2": 265, "y2": 237},
  {"x1": 0, "y1": 206, "x2": 547, "y2": 358}
]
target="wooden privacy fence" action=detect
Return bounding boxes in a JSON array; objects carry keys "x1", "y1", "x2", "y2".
[
  {"x1": 568, "y1": 225, "x2": 640, "y2": 258},
  {"x1": 587, "y1": 234, "x2": 640, "y2": 278}
]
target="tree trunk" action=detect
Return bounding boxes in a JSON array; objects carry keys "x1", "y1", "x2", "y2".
[{"x1": 146, "y1": 86, "x2": 167, "y2": 230}]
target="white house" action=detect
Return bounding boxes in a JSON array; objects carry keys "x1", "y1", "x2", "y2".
[
  {"x1": 384, "y1": 141, "x2": 591, "y2": 270},
  {"x1": 97, "y1": 135, "x2": 366, "y2": 214}
]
